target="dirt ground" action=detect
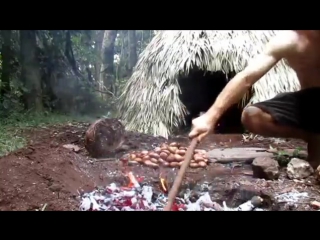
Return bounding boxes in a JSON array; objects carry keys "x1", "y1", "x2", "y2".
[{"x1": 1, "y1": 121, "x2": 320, "y2": 211}]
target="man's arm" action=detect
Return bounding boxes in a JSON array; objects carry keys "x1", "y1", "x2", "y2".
[{"x1": 205, "y1": 33, "x2": 295, "y2": 123}]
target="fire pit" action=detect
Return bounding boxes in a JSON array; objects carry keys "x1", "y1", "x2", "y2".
[{"x1": 79, "y1": 170, "x2": 266, "y2": 211}]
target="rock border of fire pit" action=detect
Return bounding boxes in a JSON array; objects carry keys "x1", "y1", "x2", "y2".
[{"x1": 121, "y1": 142, "x2": 208, "y2": 169}]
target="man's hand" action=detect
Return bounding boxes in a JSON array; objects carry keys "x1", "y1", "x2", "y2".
[{"x1": 188, "y1": 113, "x2": 216, "y2": 142}]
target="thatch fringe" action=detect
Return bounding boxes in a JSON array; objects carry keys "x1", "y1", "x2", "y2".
[{"x1": 118, "y1": 31, "x2": 300, "y2": 138}]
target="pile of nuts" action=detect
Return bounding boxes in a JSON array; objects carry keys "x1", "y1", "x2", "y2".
[{"x1": 121, "y1": 142, "x2": 208, "y2": 168}]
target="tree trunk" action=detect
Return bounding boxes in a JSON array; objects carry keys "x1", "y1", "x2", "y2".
[
  {"x1": 20, "y1": 30, "x2": 43, "y2": 111},
  {"x1": 100, "y1": 30, "x2": 117, "y2": 93},
  {"x1": 1, "y1": 30, "x2": 13, "y2": 98},
  {"x1": 94, "y1": 30, "x2": 105, "y2": 83},
  {"x1": 128, "y1": 30, "x2": 137, "y2": 74}
]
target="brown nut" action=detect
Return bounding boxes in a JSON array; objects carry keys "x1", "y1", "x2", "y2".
[
  {"x1": 130, "y1": 154, "x2": 137, "y2": 160},
  {"x1": 189, "y1": 163, "x2": 199, "y2": 168},
  {"x1": 141, "y1": 150, "x2": 149, "y2": 155},
  {"x1": 174, "y1": 154, "x2": 185, "y2": 162},
  {"x1": 159, "y1": 159, "x2": 170, "y2": 167},
  {"x1": 170, "y1": 162, "x2": 180, "y2": 168},
  {"x1": 159, "y1": 152, "x2": 168, "y2": 160},
  {"x1": 176, "y1": 149, "x2": 186, "y2": 156},
  {"x1": 142, "y1": 155, "x2": 150, "y2": 161},
  {"x1": 203, "y1": 154, "x2": 208, "y2": 159},
  {"x1": 149, "y1": 152, "x2": 160, "y2": 159},
  {"x1": 150, "y1": 158, "x2": 158, "y2": 164},
  {"x1": 168, "y1": 146, "x2": 178, "y2": 154},
  {"x1": 194, "y1": 153, "x2": 204, "y2": 162},
  {"x1": 144, "y1": 160, "x2": 159, "y2": 168},
  {"x1": 191, "y1": 160, "x2": 195, "y2": 163},
  {"x1": 178, "y1": 161, "x2": 185, "y2": 167},
  {"x1": 179, "y1": 146, "x2": 187, "y2": 151},
  {"x1": 169, "y1": 142, "x2": 179, "y2": 147},
  {"x1": 198, "y1": 161, "x2": 207, "y2": 167},
  {"x1": 157, "y1": 158, "x2": 165, "y2": 164},
  {"x1": 134, "y1": 157, "x2": 143, "y2": 163},
  {"x1": 162, "y1": 161, "x2": 170, "y2": 167},
  {"x1": 166, "y1": 154, "x2": 176, "y2": 162},
  {"x1": 161, "y1": 149, "x2": 170, "y2": 155},
  {"x1": 154, "y1": 147, "x2": 162, "y2": 153}
]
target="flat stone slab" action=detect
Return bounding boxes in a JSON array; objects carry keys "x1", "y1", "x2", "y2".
[{"x1": 207, "y1": 147, "x2": 273, "y2": 164}]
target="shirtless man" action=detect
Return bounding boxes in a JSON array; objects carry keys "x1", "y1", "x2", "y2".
[{"x1": 189, "y1": 30, "x2": 320, "y2": 169}]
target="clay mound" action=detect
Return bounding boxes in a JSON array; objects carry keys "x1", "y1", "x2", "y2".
[{"x1": 85, "y1": 118, "x2": 125, "y2": 158}]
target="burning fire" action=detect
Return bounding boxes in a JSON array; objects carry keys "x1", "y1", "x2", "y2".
[
  {"x1": 126, "y1": 172, "x2": 144, "y2": 188},
  {"x1": 159, "y1": 173, "x2": 169, "y2": 194},
  {"x1": 126, "y1": 170, "x2": 169, "y2": 195},
  {"x1": 79, "y1": 168, "x2": 265, "y2": 211}
]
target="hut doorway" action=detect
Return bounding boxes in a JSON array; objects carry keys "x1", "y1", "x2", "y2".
[{"x1": 178, "y1": 69, "x2": 245, "y2": 134}]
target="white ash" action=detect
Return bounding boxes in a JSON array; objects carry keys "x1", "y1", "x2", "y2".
[
  {"x1": 275, "y1": 190, "x2": 309, "y2": 203},
  {"x1": 213, "y1": 196, "x2": 264, "y2": 211},
  {"x1": 79, "y1": 180, "x2": 266, "y2": 211}
]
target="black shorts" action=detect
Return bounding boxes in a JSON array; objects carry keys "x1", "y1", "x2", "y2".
[{"x1": 252, "y1": 87, "x2": 320, "y2": 133}]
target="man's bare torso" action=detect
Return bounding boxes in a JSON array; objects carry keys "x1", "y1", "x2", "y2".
[{"x1": 279, "y1": 30, "x2": 320, "y2": 89}]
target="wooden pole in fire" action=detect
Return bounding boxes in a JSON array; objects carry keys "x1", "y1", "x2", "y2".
[{"x1": 163, "y1": 138, "x2": 198, "y2": 211}]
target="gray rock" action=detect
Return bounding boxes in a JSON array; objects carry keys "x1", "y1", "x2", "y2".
[
  {"x1": 252, "y1": 157, "x2": 280, "y2": 180},
  {"x1": 315, "y1": 165, "x2": 320, "y2": 182},
  {"x1": 207, "y1": 147, "x2": 273, "y2": 164},
  {"x1": 286, "y1": 158, "x2": 314, "y2": 180}
]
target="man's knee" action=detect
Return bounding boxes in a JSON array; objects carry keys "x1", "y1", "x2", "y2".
[{"x1": 241, "y1": 106, "x2": 265, "y2": 132}]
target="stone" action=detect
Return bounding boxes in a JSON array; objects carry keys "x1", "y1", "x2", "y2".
[
  {"x1": 63, "y1": 144, "x2": 80, "y2": 152},
  {"x1": 286, "y1": 158, "x2": 314, "y2": 180},
  {"x1": 315, "y1": 165, "x2": 320, "y2": 182},
  {"x1": 207, "y1": 148, "x2": 273, "y2": 164},
  {"x1": 252, "y1": 157, "x2": 280, "y2": 180},
  {"x1": 84, "y1": 118, "x2": 125, "y2": 158}
]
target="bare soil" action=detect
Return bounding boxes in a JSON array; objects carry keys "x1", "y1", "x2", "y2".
[{"x1": 0, "y1": 121, "x2": 319, "y2": 211}]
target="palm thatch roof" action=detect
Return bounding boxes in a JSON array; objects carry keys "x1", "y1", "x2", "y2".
[{"x1": 118, "y1": 30, "x2": 300, "y2": 138}]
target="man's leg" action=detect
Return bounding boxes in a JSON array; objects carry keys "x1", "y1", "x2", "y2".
[
  {"x1": 241, "y1": 106, "x2": 320, "y2": 168},
  {"x1": 241, "y1": 106, "x2": 308, "y2": 139},
  {"x1": 305, "y1": 135, "x2": 320, "y2": 169}
]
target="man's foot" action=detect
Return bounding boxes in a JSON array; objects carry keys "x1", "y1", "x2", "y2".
[
  {"x1": 306, "y1": 135, "x2": 320, "y2": 169},
  {"x1": 307, "y1": 158, "x2": 320, "y2": 169}
]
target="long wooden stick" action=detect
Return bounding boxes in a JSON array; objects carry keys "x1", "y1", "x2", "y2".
[{"x1": 163, "y1": 138, "x2": 198, "y2": 211}]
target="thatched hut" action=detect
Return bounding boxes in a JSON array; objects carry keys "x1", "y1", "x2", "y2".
[{"x1": 118, "y1": 30, "x2": 300, "y2": 138}]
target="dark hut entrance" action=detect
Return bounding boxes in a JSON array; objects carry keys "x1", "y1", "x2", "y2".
[{"x1": 178, "y1": 69, "x2": 245, "y2": 134}]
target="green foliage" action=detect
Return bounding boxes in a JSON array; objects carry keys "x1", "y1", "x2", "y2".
[
  {"x1": 71, "y1": 32, "x2": 97, "y2": 67},
  {"x1": 274, "y1": 147, "x2": 303, "y2": 167}
]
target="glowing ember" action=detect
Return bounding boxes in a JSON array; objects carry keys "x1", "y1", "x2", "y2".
[
  {"x1": 160, "y1": 178, "x2": 168, "y2": 193},
  {"x1": 126, "y1": 172, "x2": 141, "y2": 188}
]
